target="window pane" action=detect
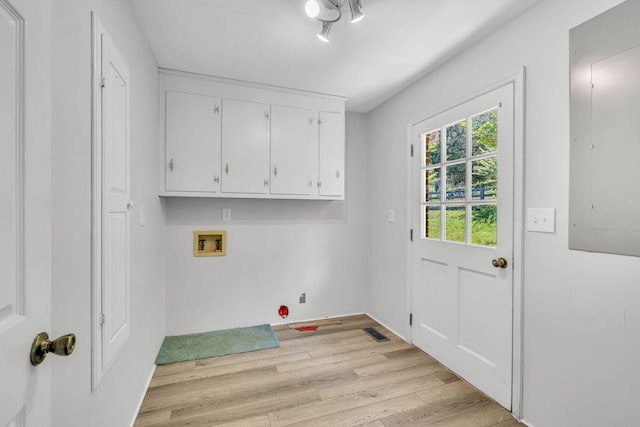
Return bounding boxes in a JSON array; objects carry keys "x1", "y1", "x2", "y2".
[
  {"x1": 446, "y1": 120, "x2": 467, "y2": 161},
  {"x1": 425, "y1": 130, "x2": 441, "y2": 166},
  {"x1": 471, "y1": 157, "x2": 497, "y2": 200},
  {"x1": 425, "y1": 168, "x2": 441, "y2": 202},
  {"x1": 472, "y1": 109, "x2": 498, "y2": 156},
  {"x1": 445, "y1": 205, "x2": 465, "y2": 243},
  {"x1": 446, "y1": 163, "x2": 465, "y2": 201},
  {"x1": 471, "y1": 205, "x2": 497, "y2": 247},
  {"x1": 425, "y1": 205, "x2": 441, "y2": 240}
]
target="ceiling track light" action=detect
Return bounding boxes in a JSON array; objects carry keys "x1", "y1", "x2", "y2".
[{"x1": 305, "y1": 0, "x2": 364, "y2": 42}]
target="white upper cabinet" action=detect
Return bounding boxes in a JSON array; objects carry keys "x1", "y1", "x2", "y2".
[
  {"x1": 221, "y1": 98, "x2": 270, "y2": 194},
  {"x1": 159, "y1": 70, "x2": 345, "y2": 200},
  {"x1": 270, "y1": 105, "x2": 314, "y2": 196},
  {"x1": 318, "y1": 111, "x2": 345, "y2": 197},
  {"x1": 165, "y1": 91, "x2": 221, "y2": 192}
]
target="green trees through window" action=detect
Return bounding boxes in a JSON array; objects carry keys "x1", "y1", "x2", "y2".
[{"x1": 422, "y1": 109, "x2": 498, "y2": 246}]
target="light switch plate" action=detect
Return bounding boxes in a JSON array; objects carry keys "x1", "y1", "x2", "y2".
[
  {"x1": 222, "y1": 208, "x2": 231, "y2": 221},
  {"x1": 527, "y1": 208, "x2": 556, "y2": 233}
]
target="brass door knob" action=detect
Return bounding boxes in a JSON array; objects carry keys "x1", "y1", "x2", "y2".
[
  {"x1": 30, "y1": 332, "x2": 76, "y2": 366},
  {"x1": 491, "y1": 257, "x2": 508, "y2": 269}
]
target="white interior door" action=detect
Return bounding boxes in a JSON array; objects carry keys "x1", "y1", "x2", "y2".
[
  {"x1": 92, "y1": 15, "x2": 131, "y2": 387},
  {"x1": 411, "y1": 83, "x2": 514, "y2": 409},
  {"x1": 0, "y1": 0, "x2": 53, "y2": 425}
]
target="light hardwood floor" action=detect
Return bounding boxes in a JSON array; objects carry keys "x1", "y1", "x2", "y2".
[{"x1": 134, "y1": 315, "x2": 524, "y2": 426}]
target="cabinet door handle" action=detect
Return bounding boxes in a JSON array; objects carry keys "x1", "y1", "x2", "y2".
[
  {"x1": 336, "y1": 169, "x2": 340, "y2": 178},
  {"x1": 309, "y1": 117, "x2": 313, "y2": 125},
  {"x1": 264, "y1": 179, "x2": 269, "y2": 187},
  {"x1": 264, "y1": 112, "x2": 270, "y2": 120},
  {"x1": 214, "y1": 105, "x2": 219, "y2": 114},
  {"x1": 225, "y1": 163, "x2": 229, "y2": 175},
  {"x1": 214, "y1": 176, "x2": 219, "y2": 184},
  {"x1": 318, "y1": 181, "x2": 322, "y2": 188},
  {"x1": 274, "y1": 166, "x2": 278, "y2": 177},
  {"x1": 169, "y1": 158, "x2": 174, "y2": 171}
]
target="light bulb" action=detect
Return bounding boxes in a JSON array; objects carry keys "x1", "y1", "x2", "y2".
[{"x1": 305, "y1": 0, "x2": 320, "y2": 18}]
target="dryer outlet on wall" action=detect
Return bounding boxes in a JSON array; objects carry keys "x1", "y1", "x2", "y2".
[{"x1": 299, "y1": 293, "x2": 306, "y2": 304}]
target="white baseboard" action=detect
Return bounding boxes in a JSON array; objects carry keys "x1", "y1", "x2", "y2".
[
  {"x1": 271, "y1": 312, "x2": 366, "y2": 327},
  {"x1": 129, "y1": 363, "x2": 156, "y2": 427}
]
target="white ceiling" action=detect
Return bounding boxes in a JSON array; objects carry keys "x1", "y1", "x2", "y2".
[{"x1": 131, "y1": 0, "x2": 538, "y2": 112}]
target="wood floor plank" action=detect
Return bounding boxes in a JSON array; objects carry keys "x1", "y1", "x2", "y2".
[
  {"x1": 283, "y1": 394, "x2": 426, "y2": 427},
  {"x1": 380, "y1": 391, "x2": 491, "y2": 426},
  {"x1": 134, "y1": 315, "x2": 525, "y2": 427},
  {"x1": 316, "y1": 362, "x2": 445, "y2": 400},
  {"x1": 163, "y1": 389, "x2": 321, "y2": 427},
  {"x1": 133, "y1": 409, "x2": 171, "y2": 426},
  {"x1": 139, "y1": 378, "x2": 230, "y2": 413},
  {"x1": 269, "y1": 372, "x2": 446, "y2": 426},
  {"x1": 430, "y1": 402, "x2": 522, "y2": 427},
  {"x1": 149, "y1": 351, "x2": 308, "y2": 387},
  {"x1": 212, "y1": 415, "x2": 272, "y2": 427},
  {"x1": 354, "y1": 348, "x2": 437, "y2": 379}
]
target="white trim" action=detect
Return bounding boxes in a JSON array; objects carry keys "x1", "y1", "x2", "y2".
[
  {"x1": 128, "y1": 364, "x2": 156, "y2": 427},
  {"x1": 0, "y1": 0, "x2": 25, "y2": 319},
  {"x1": 271, "y1": 311, "x2": 366, "y2": 328},
  {"x1": 90, "y1": 11, "x2": 104, "y2": 390},
  {"x1": 405, "y1": 67, "x2": 526, "y2": 420},
  {"x1": 511, "y1": 67, "x2": 526, "y2": 421},
  {"x1": 159, "y1": 68, "x2": 347, "y2": 102}
]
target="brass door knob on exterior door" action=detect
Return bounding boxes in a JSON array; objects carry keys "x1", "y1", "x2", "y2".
[
  {"x1": 492, "y1": 257, "x2": 508, "y2": 269},
  {"x1": 30, "y1": 332, "x2": 76, "y2": 366}
]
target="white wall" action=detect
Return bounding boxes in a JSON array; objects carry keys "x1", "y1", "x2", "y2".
[
  {"x1": 366, "y1": 0, "x2": 640, "y2": 426},
  {"x1": 51, "y1": 1, "x2": 165, "y2": 426},
  {"x1": 164, "y1": 112, "x2": 368, "y2": 335}
]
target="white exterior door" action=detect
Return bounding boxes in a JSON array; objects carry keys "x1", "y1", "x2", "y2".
[
  {"x1": 411, "y1": 83, "x2": 514, "y2": 409},
  {"x1": 0, "y1": 0, "x2": 53, "y2": 425}
]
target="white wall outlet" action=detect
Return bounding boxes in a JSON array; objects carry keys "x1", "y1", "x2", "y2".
[
  {"x1": 527, "y1": 208, "x2": 556, "y2": 233},
  {"x1": 222, "y1": 208, "x2": 231, "y2": 221}
]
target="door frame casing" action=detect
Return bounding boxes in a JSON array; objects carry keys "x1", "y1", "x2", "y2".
[{"x1": 405, "y1": 67, "x2": 526, "y2": 419}]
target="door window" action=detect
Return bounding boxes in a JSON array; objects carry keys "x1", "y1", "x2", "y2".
[{"x1": 421, "y1": 109, "x2": 498, "y2": 247}]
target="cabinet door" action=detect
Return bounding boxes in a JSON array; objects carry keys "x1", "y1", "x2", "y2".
[
  {"x1": 318, "y1": 111, "x2": 345, "y2": 197},
  {"x1": 165, "y1": 91, "x2": 220, "y2": 192},
  {"x1": 221, "y1": 98, "x2": 269, "y2": 194},
  {"x1": 271, "y1": 105, "x2": 313, "y2": 196}
]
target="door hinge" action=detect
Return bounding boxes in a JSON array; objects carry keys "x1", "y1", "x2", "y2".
[
  {"x1": 410, "y1": 229, "x2": 414, "y2": 242},
  {"x1": 99, "y1": 313, "x2": 106, "y2": 327},
  {"x1": 409, "y1": 313, "x2": 413, "y2": 326},
  {"x1": 410, "y1": 144, "x2": 414, "y2": 157}
]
